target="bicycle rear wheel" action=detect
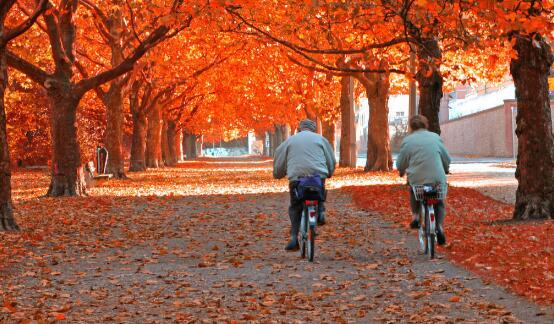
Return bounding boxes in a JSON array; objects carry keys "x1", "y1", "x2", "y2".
[
  {"x1": 427, "y1": 205, "x2": 436, "y2": 259},
  {"x1": 300, "y1": 207, "x2": 307, "y2": 259},
  {"x1": 428, "y1": 234, "x2": 435, "y2": 259},
  {"x1": 307, "y1": 226, "x2": 315, "y2": 262},
  {"x1": 418, "y1": 203, "x2": 426, "y2": 253}
]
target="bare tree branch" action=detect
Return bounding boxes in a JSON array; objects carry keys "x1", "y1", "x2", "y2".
[
  {"x1": 76, "y1": 49, "x2": 109, "y2": 69},
  {"x1": 6, "y1": 51, "x2": 51, "y2": 86},
  {"x1": 75, "y1": 25, "x2": 170, "y2": 95},
  {"x1": 226, "y1": 7, "x2": 413, "y2": 55},
  {"x1": 3, "y1": 0, "x2": 48, "y2": 44}
]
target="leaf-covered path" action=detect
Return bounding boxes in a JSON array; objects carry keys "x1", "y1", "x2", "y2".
[{"x1": 1, "y1": 160, "x2": 552, "y2": 322}]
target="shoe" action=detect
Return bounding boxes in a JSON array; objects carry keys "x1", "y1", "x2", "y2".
[
  {"x1": 410, "y1": 219, "x2": 420, "y2": 229},
  {"x1": 437, "y1": 229, "x2": 446, "y2": 245},
  {"x1": 317, "y1": 211, "x2": 326, "y2": 226},
  {"x1": 285, "y1": 239, "x2": 299, "y2": 251}
]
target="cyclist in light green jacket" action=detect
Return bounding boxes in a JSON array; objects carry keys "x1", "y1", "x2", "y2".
[{"x1": 396, "y1": 115, "x2": 451, "y2": 245}]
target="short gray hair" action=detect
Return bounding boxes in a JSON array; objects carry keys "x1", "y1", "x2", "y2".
[{"x1": 299, "y1": 119, "x2": 316, "y2": 132}]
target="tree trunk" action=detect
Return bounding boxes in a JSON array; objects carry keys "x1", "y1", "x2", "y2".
[
  {"x1": 274, "y1": 124, "x2": 285, "y2": 149},
  {"x1": 146, "y1": 104, "x2": 163, "y2": 168},
  {"x1": 510, "y1": 34, "x2": 554, "y2": 220},
  {"x1": 197, "y1": 135, "x2": 203, "y2": 156},
  {"x1": 339, "y1": 76, "x2": 356, "y2": 167},
  {"x1": 183, "y1": 132, "x2": 190, "y2": 159},
  {"x1": 104, "y1": 81, "x2": 126, "y2": 178},
  {"x1": 0, "y1": 46, "x2": 18, "y2": 230},
  {"x1": 47, "y1": 90, "x2": 87, "y2": 196},
  {"x1": 103, "y1": 3, "x2": 126, "y2": 179},
  {"x1": 415, "y1": 37, "x2": 443, "y2": 135},
  {"x1": 284, "y1": 124, "x2": 291, "y2": 140},
  {"x1": 161, "y1": 118, "x2": 170, "y2": 165},
  {"x1": 183, "y1": 131, "x2": 197, "y2": 160},
  {"x1": 129, "y1": 109, "x2": 147, "y2": 172},
  {"x1": 359, "y1": 70, "x2": 392, "y2": 172},
  {"x1": 269, "y1": 131, "x2": 276, "y2": 156},
  {"x1": 365, "y1": 96, "x2": 392, "y2": 171},
  {"x1": 322, "y1": 120, "x2": 335, "y2": 152},
  {"x1": 166, "y1": 120, "x2": 178, "y2": 166},
  {"x1": 174, "y1": 127, "x2": 183, "y2": 162}
]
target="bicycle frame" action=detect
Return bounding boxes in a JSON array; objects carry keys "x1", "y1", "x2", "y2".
[{"x1": 412, "y1": 184, "x2": 447, "y2": 259}]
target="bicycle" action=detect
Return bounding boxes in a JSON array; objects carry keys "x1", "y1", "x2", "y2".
[
  {"x1": 411, "y1": 183, "x2": 447, "y2": 259},
  {"x1": 299, "y1": 197, "x2": 318, "y2": 262}
]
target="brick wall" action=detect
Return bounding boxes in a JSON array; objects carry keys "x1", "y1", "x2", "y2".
[{"x1": 440, "y1": 100, "x2": 554, "y2": 158}]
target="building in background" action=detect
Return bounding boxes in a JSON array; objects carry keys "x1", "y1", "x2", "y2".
[{"x1": 440, "y1": 79, "x2": 554, "y2": 158}]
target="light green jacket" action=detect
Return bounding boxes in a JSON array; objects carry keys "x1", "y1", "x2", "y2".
[
  {"x1": 396, "y1": 129, "x2": 451, "y2": 185},
  {"x1": 273, "y1": 130, "x2": 336, "y2": 181}
]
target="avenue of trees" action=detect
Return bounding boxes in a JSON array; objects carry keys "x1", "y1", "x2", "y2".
[{"x1": 1, "y1": 0, "x2": 553, "y2": 230}]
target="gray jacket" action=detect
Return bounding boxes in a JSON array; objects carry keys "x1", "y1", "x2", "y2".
[
  {"x1": 273, "y1": 130, "x2": 336, "y2": 181},
  {"x1": 396, "y1": 129, "x2": 451, "y2": 185}
]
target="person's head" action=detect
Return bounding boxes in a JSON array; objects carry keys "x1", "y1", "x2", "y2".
[
  {"x1": 298, "y1": 119, "x2": 317, "y2": 132},
  {"x1": 409, "y1": 115, "x2": 429, "y2": 132}
]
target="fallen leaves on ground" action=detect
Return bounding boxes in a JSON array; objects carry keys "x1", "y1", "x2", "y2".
[
  {"x1": 0, "y1": 162, "x2": 541, "y2": 321},
  {"x1": 349, "y1": 184, "x2": 554, "y2": 305}
]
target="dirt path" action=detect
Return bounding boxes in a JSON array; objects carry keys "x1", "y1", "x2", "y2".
[{"x1": 1, "y1": 163, "x2": 552, "y2": 322}]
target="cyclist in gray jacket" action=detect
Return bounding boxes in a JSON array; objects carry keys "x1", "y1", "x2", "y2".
[
  {"x1": 396, "y1": 115, "x2": 451, "y2": 245},
  {"x1": 273, "y1": 119, "x2": 336, "y2": 251}
]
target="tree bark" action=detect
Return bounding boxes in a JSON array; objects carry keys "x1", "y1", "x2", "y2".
[
  {"x1": 354, "y1": 67, "x2": 393, "y2": 172},
  {"x1": 183, "y1": 131, "x2": 191, "y2": 159},
  {"x1": 46, "y1": 90, "x2": 87, "y2": 196},
  {"x1": 146, "y1": 104, "x2": 163, "y2": 168},
  {"x1": 415, "y1": 37, "x2": 443, "y2": 135},
  {"x1": 274, "y1": 124, "x2": 285, "y2": 149},
  {"x1": 104, "y1": 81, "x2": 126, "y2": 178},
  {"x1": 161, "y1": 118, "x2": 170, "y2": 165},
  {"x1": 1, "y1": 0, "x2": 47, "y2": 230},
  {"x1": 129, "y1": 109, "x2": 147, "y2": 172},
  {"x1": 166, "y1": 120, "x2": 178, "y2": 166},
  {"x1": 510, "y1": 34, "x2": 554, "y2": 220},
  {"x1": 102, "y1": 2, "x2": 127, "y2": 179},
  {"x1": 322, "y1": 120, "x2": 335, "y2": 152},
  {"x1": 197, "y1": 135, "x2": 203, "y2": 156},
  {"x1": 183, "y1": 131, "x2": 197, "y2": 160},
  {"x1": 366, "y1": 94, "x2": 392, "y2": 171},
  {"x1": 0, "y1": 45, "x2": 18, "y2": 230},
  {"x1": 174, "y1": 127, "x2": 183, "y2": 162},
  {"x1": 339, "y1": 76, "x2": 356, "y2": 167},
  {"x1": 269, "y1": 131, "x2": 276, "y2": 156}
]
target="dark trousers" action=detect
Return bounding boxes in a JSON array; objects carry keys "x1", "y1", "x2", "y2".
[
  {"x1": 288, "y1": 180, "x2": 325, "y2": 238},
  {"x1": 409, "y1": 188, "x2": 445, "y2": 229}
]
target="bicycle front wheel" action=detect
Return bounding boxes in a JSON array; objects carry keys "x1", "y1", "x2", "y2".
[{"x1": 307, "y1": 226, "x2": 315, "y2": 262}]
